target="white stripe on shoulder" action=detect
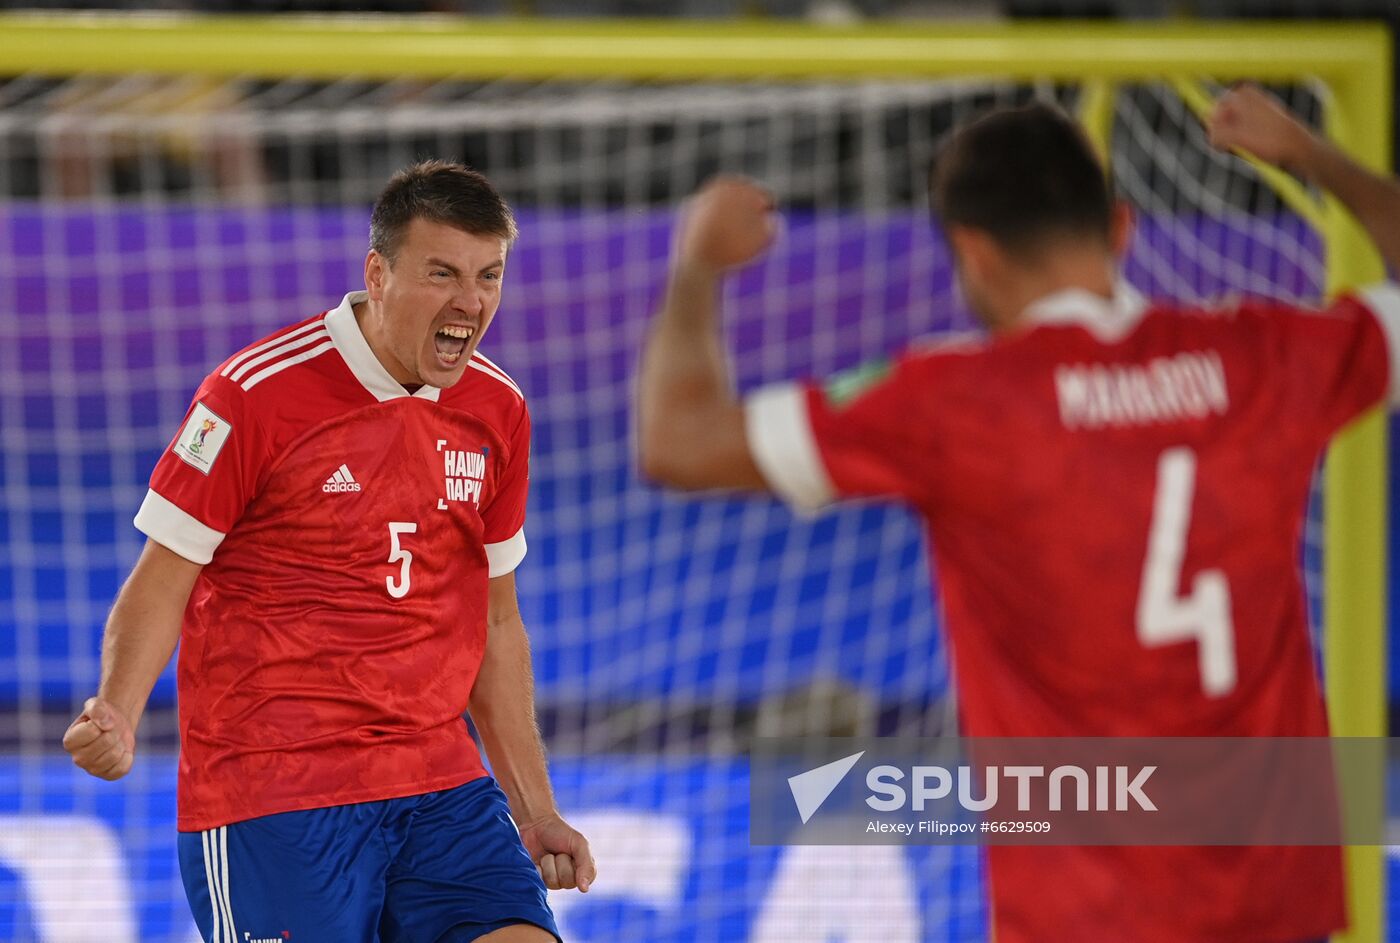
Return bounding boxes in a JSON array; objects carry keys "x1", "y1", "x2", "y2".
[
  {"x1": 134, "y1": 490, "x2": 225, "y2": 565},
  {"x1": 201, "y1": 830, "x2": 221, "y2": 943},
  {"x1": 229, "y1": 328, "x2": 330, "y2": 383},
  {"x1": 469, "y1": 353, "x2": 524, "y2": 399},
  {"x1": 908, "y1": 330, "x2": 986, "y2": 356},
  {"x1": 1359, "y1": 283, "x2": 1400, "y2": 408},
  {"x1": 744, "y1": 382, "x2": 837, "y2": 512},
  {"x1": 471, "y1": 350, "x2": 508, "y2": 374},
  {"x1": 241, "y1": 340, "x2": 336, "y2": 391},
  {"x1": 485, "y1": 526, "x2": 528, "y2": 578},
  {"x1": 470, "y1": 351, "x2": 524, "y2": 395},
  {"x1": 220, "y1": 320, "x2": 326, "y2": 378}
]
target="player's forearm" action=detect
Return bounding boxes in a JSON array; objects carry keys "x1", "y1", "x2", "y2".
[
  {"x1": 1296, "y1": 135, "x2": 1400, "y2": 274},
  {"x1": 97, "y1": 540, "x2": 200, "y2": 727},
  {"x1": 637, "y1": 262, "x2": 736, "y2": 479},
  {"x1": 469, "y1": 612, "x2": 558, "y2": 825}
]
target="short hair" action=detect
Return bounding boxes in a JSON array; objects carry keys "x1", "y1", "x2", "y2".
[
  {"x1": 369, "y1": 159, "x2": 518, "y2": 264},
  {"x1": 930, "y1": 103, "x2": 1113, "y2": 254}
]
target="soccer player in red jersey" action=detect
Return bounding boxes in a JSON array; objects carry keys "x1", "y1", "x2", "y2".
[
  {"x1": 62, "y1": 161, "x2": 592, "y2": 943},
  {"x1": 637, "y1": 86, "x2": 1400, "y2": 942}
]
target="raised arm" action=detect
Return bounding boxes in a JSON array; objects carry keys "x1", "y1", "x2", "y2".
[
  {"x1": 1208, "y1": 84, "x2": 1400, "y2": 273},
  {"x1": 62, "y1": 538, "x2": 201, "y2": 780},
  {"x1": 635, "y1": 176, "x2": 777, "y2": 491}
]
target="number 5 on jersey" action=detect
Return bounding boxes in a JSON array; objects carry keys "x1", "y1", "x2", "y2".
[
  {"x1": 1137, "y1": 447, "x2": 1237, "y2": 697},
  {"x1": 387, "y1": 521, "x2": 418, "y2": 599}
]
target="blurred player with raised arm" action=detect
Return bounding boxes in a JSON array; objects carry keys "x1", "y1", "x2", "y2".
[
  {"x1": 637, "y1": 87, "x2": 1400, "y2": 943},
  {"x1": 62, "y1": 160, "x2": 592, "y2": 943}
]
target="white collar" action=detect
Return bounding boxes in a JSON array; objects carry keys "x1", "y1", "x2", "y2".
[
  {"x1": 1020, "y1": 282, "x2": 1148, "y2": 343},
  {"x1": 324, "y1": 291, "x2": 441, "y2": 403}
]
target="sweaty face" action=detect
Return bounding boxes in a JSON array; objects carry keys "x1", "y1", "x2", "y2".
[{"x1": 365, "y1": 218, "x2": 507, "y2": 389}]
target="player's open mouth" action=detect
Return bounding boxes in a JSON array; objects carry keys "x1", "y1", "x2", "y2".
[{"x1": 433, "y1": 324, "x2": 475, "y2": 366}]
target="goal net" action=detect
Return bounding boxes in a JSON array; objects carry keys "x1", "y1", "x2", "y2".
[{"x1": 0, "y1": 18, "x2": 1385, "y2": 943}]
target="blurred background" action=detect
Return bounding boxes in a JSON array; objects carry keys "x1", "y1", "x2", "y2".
[{"x1": 0, "y1": 1, "x2": 1396, "y2": 941}]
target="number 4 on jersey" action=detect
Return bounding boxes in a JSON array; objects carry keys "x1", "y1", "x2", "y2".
[{"x1": 1136, "y1": 447, "x2": 1237, "y2": 697}]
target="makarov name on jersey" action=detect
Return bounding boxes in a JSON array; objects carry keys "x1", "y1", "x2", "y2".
[{"x1": 1055, "y1": 350, "x2": 1228, "y2": 430}]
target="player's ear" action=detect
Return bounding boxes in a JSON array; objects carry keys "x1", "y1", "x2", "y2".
[
  {"x1": 947, "y1": 226, "x2": 998, "y2": 285},
  {"x1": 365, "y1": 250, "x2": 386, "y2": 302},
  {"x1": 1109, "y1": 200, "x2": 1135, "y2": 260}
]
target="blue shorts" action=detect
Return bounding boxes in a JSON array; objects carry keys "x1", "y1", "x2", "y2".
[{"x1": 177, "y1": 776, "x2": 561, "y2": 943}]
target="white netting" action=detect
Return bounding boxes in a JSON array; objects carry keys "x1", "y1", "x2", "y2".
[{"x1": 0, "y1": 73, "x2": 1326, "y2": 941}]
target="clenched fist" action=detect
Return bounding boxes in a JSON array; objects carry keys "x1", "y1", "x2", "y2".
[
  {"x1": 1207, "y1": 83, "x2": 1318, "y2": 173},
  {"x1": 63, "y1": 696, "x2": 136, "y2": 781},
  {"x1": 518, "y1": 812, "x2": 596, "y2": 893},
  {"x1": 675, "y1": 176, "x2": 779, "y2": 274}
]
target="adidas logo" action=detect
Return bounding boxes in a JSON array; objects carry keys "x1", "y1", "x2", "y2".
[{"x1": 322, "y1": 464, "x2": 362, "y2": 493}]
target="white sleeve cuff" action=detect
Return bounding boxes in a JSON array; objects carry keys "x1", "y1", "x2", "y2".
[
  {"x1": 1360, "y1": 283, "x2": 1400, "y2": 408},
  {"x1": 743, "y1": 383, "x2": 837, "y2": 512},
  {"x1": 485, "y1": 527, "x2": 527, "y2": 578},
  {"x1": 133, "y1": 489, "x2": 225, "y2": 565}
]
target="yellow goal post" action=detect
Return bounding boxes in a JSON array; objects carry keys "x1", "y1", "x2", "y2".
[{"x1": 0, "y1": 13, "x2": 1390, "y2": 942}]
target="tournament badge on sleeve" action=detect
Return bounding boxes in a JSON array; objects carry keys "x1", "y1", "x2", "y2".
[{"x1": 173, "y1": 402, "x2": 233, "y2": 475}]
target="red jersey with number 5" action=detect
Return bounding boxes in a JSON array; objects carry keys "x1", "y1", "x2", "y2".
[
  {"x1": 135, "y1": 291, "x2": 529, "y2": 832},
  {"x1": 744, "y1": 283, "x2": 1400, "y2": 943}
]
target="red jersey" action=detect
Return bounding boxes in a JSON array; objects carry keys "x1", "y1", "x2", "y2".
[
  {"x1": 744, "y1": 283, "x2": 1400, "y2": 942},
  {"x1": 135, "y1": 291, "x2": 530, "y2": 832}
]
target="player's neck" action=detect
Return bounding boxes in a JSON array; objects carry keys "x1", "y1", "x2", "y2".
[
  {"x1": 352, "y1": 299, "x2": 424, "y2": 393},
  {"x1": 994, "y1": 253, "x2": 1118, "y2": 333}
]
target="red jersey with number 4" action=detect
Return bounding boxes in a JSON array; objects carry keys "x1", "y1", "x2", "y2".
[
  {"x1": 744, "y1": 283, "x2": 1400, "y2": 943},
  {"x1": 135, "y1": 291, "x2": 530, "y2": 832}
]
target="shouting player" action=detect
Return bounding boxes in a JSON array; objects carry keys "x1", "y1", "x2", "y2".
[
  {"x1": 63, "y1": 161, "x2": 592, "y2": 943},
  {"x1": 637, "y1": 87, "x2": 1399, "y2": 942}
]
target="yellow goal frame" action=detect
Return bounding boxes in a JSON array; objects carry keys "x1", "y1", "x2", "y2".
[{"x1": 0, "y1": 13, "x2": 1391, "y2": 942}]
